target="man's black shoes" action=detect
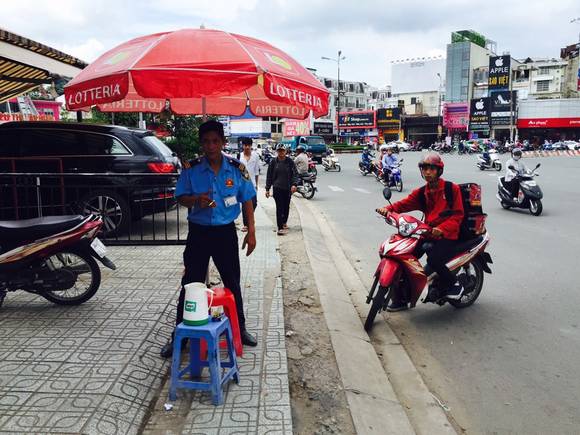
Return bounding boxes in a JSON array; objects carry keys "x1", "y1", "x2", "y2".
[
  {"x1": 241, "y1": 329, "x2": 258, "y2": 347},
  {"x1": 160, "y1": 342, "x2": 173, "y2": 358}
]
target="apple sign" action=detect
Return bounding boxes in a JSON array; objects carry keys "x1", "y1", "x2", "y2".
[
  {"x1": 495, "y1": 58, "x2": 504, "y2": 67},
  {"x1": 475, "y1": 100, "x2": 485, "y2": 110}
]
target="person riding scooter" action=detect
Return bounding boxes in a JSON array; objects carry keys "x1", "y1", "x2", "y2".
[
  {"x1": 381, "y1": 145, "x2": 398, "y2": 184},
  {"x1": 377, "y1": 152, "x2": 465, "y2": 311},
  {"x1": 294, "y1": 145, "x2": 309, "y2": 176},
  {"x1": 504, "y1": 147, "x2": 529, "y2": 200}
]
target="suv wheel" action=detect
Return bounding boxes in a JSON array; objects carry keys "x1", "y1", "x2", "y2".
[{"x1": 81, "y1": 190, "x2": 130, "y2": 237}]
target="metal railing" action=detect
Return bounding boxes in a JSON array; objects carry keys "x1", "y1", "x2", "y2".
[{"x1": 0, "y1": 173, "x2": 188, "y2": 245}]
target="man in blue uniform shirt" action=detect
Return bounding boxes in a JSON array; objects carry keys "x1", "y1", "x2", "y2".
[{"x1": 161, "y1": 120, "x2": 257, "y2": 358}]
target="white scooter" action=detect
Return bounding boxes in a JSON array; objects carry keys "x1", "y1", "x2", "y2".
[
  {"x1": 477, "y1": 149, "x2": 502, "y2": 171},
  {"x1": 322, "y1": 149, "x2": 341, "y2": 172}
]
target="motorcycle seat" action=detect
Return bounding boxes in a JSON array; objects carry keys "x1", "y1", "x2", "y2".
[
  {"x1": 0, "y1": 215, "x2": 86, "y2": 242},
  {"x1": 451, "y1": 236, "x2": 484, "y2": 255}
]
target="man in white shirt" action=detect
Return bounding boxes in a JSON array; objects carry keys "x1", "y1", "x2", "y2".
[
  {"x1": 293, "y1": 145, "x2": 309, "y2": 175},
  {"x1": 504, "y1": 147, "x2": 529, "y2": 199},
  {"x1": 239, "y1": 137, "x2": 261, "y2": 232}
]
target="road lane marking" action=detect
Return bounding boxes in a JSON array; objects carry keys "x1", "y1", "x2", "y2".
[
  {"x1": 328, "y1": 185, "x2": 345, "y2": 192},
  {"x1": 353, "y1": 187, "x2": 371, "y2": 194}
]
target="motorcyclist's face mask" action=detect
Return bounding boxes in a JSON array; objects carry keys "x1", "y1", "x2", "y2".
[{"x1": 513, "y1": 154, "x2": 521, "y2": 161}]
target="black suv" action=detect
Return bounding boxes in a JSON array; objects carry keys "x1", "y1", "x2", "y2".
[{"x1": 0, "y1": 122, "x2": 180, "y2": 236}]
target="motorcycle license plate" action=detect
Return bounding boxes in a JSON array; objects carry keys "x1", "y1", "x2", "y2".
[{"x1": 90, "y1": 238, "x2": 107, "y2": 258}]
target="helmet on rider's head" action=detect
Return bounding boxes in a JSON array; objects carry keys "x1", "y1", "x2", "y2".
[
  {"x1": 379, "y1": 144, "x2": 388, "y2": 152},
  {"x1": 418, "y1": 152, "x2": 444, "y2": 177},
  {"x1": 296, "y1": 145, "x2": 306, "y2": 153},
  {"x1": 511, "y1": 147, "x2": 522, "y2": 161}
]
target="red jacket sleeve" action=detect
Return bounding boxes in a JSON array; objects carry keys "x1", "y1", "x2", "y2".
[
  {"x1": 436, "y1": 183, "x2": 464, "y2": 238},
  {"x1": 387, "y1": 187, "x2": 424, "y2": 213}
]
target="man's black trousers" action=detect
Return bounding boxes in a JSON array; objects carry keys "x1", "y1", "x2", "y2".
[
  {"x1": 273, "y1": 187, "x2": 291, "y2": 230},
  {"x1": 177, "y1": 222, "x2": 245, "y2": 330}
]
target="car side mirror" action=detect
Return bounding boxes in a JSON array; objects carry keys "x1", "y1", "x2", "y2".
[
  {"x1": 508, "y1": 165, "x2": 515, "y2": 170},
  {"x1": 535, "y1": 163, "x2": 541, "y2": 169},
  {"x1": 383, "y1": 187, "x2": 392, "y2": 201}
]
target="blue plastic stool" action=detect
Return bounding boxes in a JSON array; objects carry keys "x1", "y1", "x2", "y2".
[{"x1": 168, "y1": 318, "x2": 239, "y2": 405}]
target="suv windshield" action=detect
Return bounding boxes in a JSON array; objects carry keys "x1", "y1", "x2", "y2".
[{"x1": 143, "y1": 135, "x2": 174, "y2": 157}]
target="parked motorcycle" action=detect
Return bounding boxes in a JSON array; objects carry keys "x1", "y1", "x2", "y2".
[
  {"x1": 476, "y1": 149, "x2": 502, "y2": 171},
  {"x1": 322, "y1": 150, "x2": 341, "y2": 172},
  {"x1": 364, "y1": 188, "x2": 492, "y2": 331},
  {"x1": 0, "y1": 215, "x2": 116, "y2": 308},
  {"x1": 295, "y1": 173, "x2": 317, "y2": 200},
  {"x1": 496, "y1": 163, "x2": 543, "y2": 216}
]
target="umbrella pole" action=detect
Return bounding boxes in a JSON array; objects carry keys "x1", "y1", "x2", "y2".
[{"x1": 201, "y1": 97, "x2": 207, "y2": 121}]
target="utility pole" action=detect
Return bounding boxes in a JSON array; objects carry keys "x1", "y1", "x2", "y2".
[
  {"x1": 571, "y1": 18, "x2": 580, "y2": 43},
  {"x1": 437, "y1": 72, "x2": 443, "y2": 140},
  {"x1": 322, "y1": 51, "x2": 346, "y2": 142}
]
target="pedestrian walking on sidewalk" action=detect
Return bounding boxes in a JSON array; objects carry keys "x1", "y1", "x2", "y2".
[
  {"x1": 160, "y1": 120, "x2": 258, "y2": 358},
  {"x1": 238, "y1": 137, "x2": 260, "y2": 233},
  {"x1": 265, "y1": 144, "x2": 298, "y2": 235}
]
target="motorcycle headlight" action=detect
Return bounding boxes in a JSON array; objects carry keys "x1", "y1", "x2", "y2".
[{"x1": 398, "y1": 217, "x2": 417, "y2": 236}]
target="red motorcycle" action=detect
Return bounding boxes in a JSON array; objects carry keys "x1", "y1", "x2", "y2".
[
  {"x1": 0, "y1": 215, "x2": 116, "y2": 308},
  {"x1": 307, "y1": 152, "x2": 318, "y2": 176},
  {"x1": 364, "y1": 190, "x2": 492, "y2": 331}
]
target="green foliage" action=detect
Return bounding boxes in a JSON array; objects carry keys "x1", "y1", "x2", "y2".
[
  {"x1": 89, "y1": 108, "x2": 139, "y2": 127},
  {"x1": 162, "y1": 116, "x2": 208, "y2": 160}
]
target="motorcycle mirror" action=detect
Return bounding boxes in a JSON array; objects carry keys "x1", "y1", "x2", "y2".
[
  {"x1": 382, "y1": 187, "x2": 392, "y2": 201},
  {"x1": 508, "y1": 165, "x2": 515, "y2": 170},
  {"x1": 400, "y1": 158, "x2": 404, "y2": 162},
  {"x1": 535, "y1": 163, "x2": 541, "y2": 169}
]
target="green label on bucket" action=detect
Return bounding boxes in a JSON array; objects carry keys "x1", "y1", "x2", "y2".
[{"x1": 185, "y1": 301, "x2": 197, "y2": 313}]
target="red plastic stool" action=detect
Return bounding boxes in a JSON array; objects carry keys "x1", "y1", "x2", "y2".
[{"x1": 200, "y1": 287, "x2": 243, "y2": 357}]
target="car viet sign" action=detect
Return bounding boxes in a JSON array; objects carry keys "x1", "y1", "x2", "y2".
[{"x1": 469, "y1": 97, "x2": 490, "y2": 131}]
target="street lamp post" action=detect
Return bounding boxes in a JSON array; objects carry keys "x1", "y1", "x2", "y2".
[
  {"x1": 571, "y1": 18, "x2": 580, "y2": 43},
  {"x1": 322, "y1": 51, "x2": 346, "y2": 142},
  {"x1": 437, "y1": 72, "x2": 443, "y2": 141}
]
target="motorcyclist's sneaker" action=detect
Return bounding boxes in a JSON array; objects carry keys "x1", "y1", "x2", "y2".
[
  {"x1": 386, "y1": 301, "x2": 409, "y2": 312},
  {"x1": 446, "y1": 283, "x2": 465, "y2": 300}
]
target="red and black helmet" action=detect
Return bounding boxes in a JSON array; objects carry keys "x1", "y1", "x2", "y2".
[{"x1": 418, "y1": 152, "x2": 444, "y2": 177}]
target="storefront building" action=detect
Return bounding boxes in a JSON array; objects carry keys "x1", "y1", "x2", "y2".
[
  {"x1": 312, "y1": 121, "x2": 334, "y2": 143},
  {"x1": 402, "y1": 115, "x2": 439, "y2": 146},
  {"x1": 443, "y1": 102, "x2": 469, "y2": 140},
  {"x1": 517, "y1": 98, "x2": 580, "y2": 145}
]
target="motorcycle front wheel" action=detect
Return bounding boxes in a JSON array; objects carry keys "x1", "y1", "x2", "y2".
[
  {"x1": 40, "y1": 250, "x2": 101, "y2": 305},
  {"x1": 301, "y1": 182, "x2": 316, "y2": 200},
  {"x1": 448, "y1": 259, "x2": 484, "y2": 308},
  {"x1": 337, "y1": 164, "x2": 341, "y2": 172},
  {"x1": 529, "y1": 199, "x2": 542, "y2": 216},
  {"x1": 396, "y1": 179, "x2": 403, "y2": 192},
  {"x1": 364, "y1": 285, "x2": 391, "y2": 332}
]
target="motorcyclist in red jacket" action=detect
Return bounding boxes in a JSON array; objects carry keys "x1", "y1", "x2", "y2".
[{"x1": 377, "y1": 152, "x2": 465, "y2": 311}]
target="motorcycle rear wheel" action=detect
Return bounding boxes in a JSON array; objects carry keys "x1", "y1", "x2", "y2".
[
  {"x1": 301, "y1": 182, "x2": 315, "y2": 200},
  {"x1": 41, "y1": 250, "x2": 101, "y2": 305},
  {"x1": 448, "y1": 259, "x2": 483, "y2": 308},
  {"x1": 364, "y1": 285, "x2": 391, "y2": 332}
]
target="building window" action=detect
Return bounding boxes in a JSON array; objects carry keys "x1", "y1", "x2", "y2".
[
  {"x1": 349, "y1": 84, "x2": 355, "y2": 92},
  {"x1": 538, "y1": 67, "x2": 550, "y2": 75},
  {"x1": 324, "y1": 79, "x2": 333, "y2": 89},
  {"x1": 410, "y1": 97, "x2": 417, "y2": 105},
  {"x1": 536, "y1": 80, "x2": 550, "y2": 92}
]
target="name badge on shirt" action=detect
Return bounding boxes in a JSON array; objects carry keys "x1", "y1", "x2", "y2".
[{"x1": 224, "y1": 196, "x2": 238, "y2": 207}]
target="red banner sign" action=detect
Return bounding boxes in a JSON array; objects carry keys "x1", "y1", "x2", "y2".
[{"x1": 517, "y1": 118, "x2": 580, "y2": 129}]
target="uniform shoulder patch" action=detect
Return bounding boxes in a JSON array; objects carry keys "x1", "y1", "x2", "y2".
[
  {"x1": 183, "y1": 157, "x2": 202, "y2": 170},
  {"x1": 227, "y1": 156, "x2": 250, "y2": 181}
]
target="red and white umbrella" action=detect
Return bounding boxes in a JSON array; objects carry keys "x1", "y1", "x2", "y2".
[{"x1": 65, "y1": 29, "x2": 329, "y2": 119}]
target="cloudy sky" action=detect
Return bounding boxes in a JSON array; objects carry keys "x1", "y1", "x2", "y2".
[{"x1": 2, "y1": 0, "x2": 579, "y2": 87}]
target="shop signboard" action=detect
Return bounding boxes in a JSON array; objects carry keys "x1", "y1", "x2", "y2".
[
  {"x1": 283, "y1": 119, "x2": 310, "y2": 136},
  {"x1": 490, "y1": 91, "x2": 516, "y2": 126},
  {"x1": 376, "y1": 108, "x2": 401, "y2": 128},
  {"x1": 488, "y1": 55, "x2": 511, "y2": 90},
  {"x1": 443, "y1": 102, "x2": 469, "y2": 130},
  {"x1": 338, "y1": 111, "x2": 375, "y2": 129},
  {"x1": 313, "y1": 121, "x2": 333, "y2": 135},
  {"x1": 469, "y1": 97, "x2": 490, "y2": 131},
  {"x1": 517, "y1": 117, "x2": 580, "y2": 129}
]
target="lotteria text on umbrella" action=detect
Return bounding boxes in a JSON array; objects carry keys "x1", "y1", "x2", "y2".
[
  {"x1": 268, "y1": 82, "x2": 323, "y2": 109},
  {"x1": 67, "y1": 83, "x2": 123, "y2": 107}
]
